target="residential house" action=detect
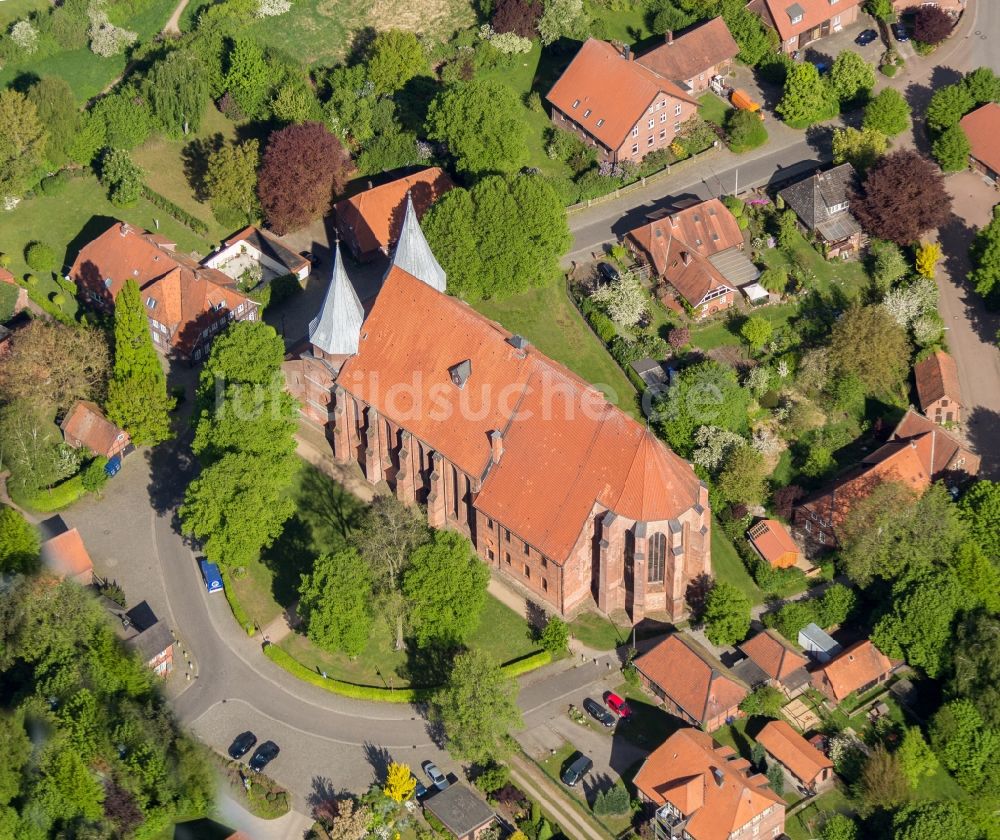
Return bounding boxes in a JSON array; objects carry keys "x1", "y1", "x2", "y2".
[
  {"x1": 794, "y1": 408, "x2": 979, "y2": 548},
  {"x1": 0, "y1": 267, "x2": 29, "y2": 317},
  {"x1": 334, "y1": 167, "x2": 454, "y2": 262},
  {"x1": 202, "y1": 226, "x2": 311, "y2": 283},
  {"x1": 914, "y1": 350, "x2": 963, "y2": 424},
  {"x1": 778, "y1": 164, "x2": 864, "y2": 259},
  {"x1": 747, "y1": 519, "x2": 801, "y2": 569},
  {"x1": 105, "y1": 599, "x2": 175, "y2": 676},
  {"x1": 625, "y1": 198, "x2": 758, "y2": 317},
  {"x1": 738, "y1": 630, "x2": 811, "y2": 698},
  {"x1": 798, "y1": 623, "x2": 841, "y2": 663},
  {"x1": 893, "y1": 0, "x2": 966, "y2": 16},
  {"x1": 811, "y1": 640, "x2": 898, "y2": 703},
  {"x1": 635, "y1": 728, "x2": 786, "y2": 840},
  {"x1": 749, "y1": 0, "x2": 864, "y2": 54},
  {"x1": 636, "y1": 17, "x2": 740, "y2": 94},
  {"x1": 960, "y1": 103, "x2": 1000, "y2": 186},
  {"x1": 41, "y1": 528, "x2": 94, "y2": 585},
  {"x1": 546, "y1": 38, "x2": 699, "y2": 164},
  {"x1": 70, "y1": 221, "x2": 259, "y2": 362},
  {"x1": 756, "y1": 719, "x2": 835, "y2": 794},
  {"x1": 634, "y1": 634, "x2": 747, "y2": 731},
  {"x1": 283, "y1": 200, "x2": 712, "y2": 624},
  {"x1": 422, "y1": 784, "x2": 496, "y2": 840},
  {"x1": 61, "y1": 401, "x2": 130, "y2": 460}
]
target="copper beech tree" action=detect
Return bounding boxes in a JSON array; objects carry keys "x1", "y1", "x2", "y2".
[{"x1": 257, "y1": 121, "x2": 352, "y2": 234}]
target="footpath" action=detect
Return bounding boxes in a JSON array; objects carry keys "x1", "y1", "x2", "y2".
[{"x1": 509, "y1": 753, "x2": 609, "y2": 840}]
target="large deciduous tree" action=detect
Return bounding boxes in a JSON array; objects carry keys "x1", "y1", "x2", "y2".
[
  {"x1": 423, "y1": 174, "x2": 569, "y2": 300},
  {"x1": 914, "y1": 5, "x2": 953, "y2": 45},
  {"x1": 223, "y1": 37, "x2": 271, "y2": 119},
  {"x1": 853, "y1": 150, "x2": 952, "y2": 245},
  {"x1": 776, "y1": 62, "x2": 837, "y2": 127},
  {"x1": 832, "y1": 126, "x2": 886, "y2": 173},
  {"x1": 969, "y1": 205, "x2": 1000, "y2": 304},
  {"x1": 925, "y1": 82, "x2": 974, "y2": 134},
  {"x1": 402, "y1": 530, "x2": 489, "y2": 649},
  {"x1": 657, "y1": 360, "x2": 750, "y2": 457},
  {"x1": 856, "y1": 744, "x2": 908, "y2": 816},
  {"x1": 829, "y1": 50, "x2": 875, "y2": 103},
  {"x1": 893, "y1": 802, "x2": 982, "y2": 840},
  {"x1": 949, "y1": 613, "x2": 1000, "y2": 729},
  {"x1": 105, "y1": 279, "x2": 174, "y2": 444},
  {"x1": 145, "y1": 49, "x2": 209, "y2": 137},
  {"x1": 0, "y1": 88, "x2": 46, "y2": 198},
  {"x1": 298, "y1": 548, "x2": 373, "y2": 657},
  {"x1": 829, "y1": 305, "x2": 910, "y2": 394},
  {"x1": 26, "y1": 77, "x2": 78, "y2": 167},
  {"x1": 257, "y1": 121, "x2": 352, "y2": 234},
  {"x1": 702, "y1": 581, "x2": 751, "y2": 646},
  {"x1": 959, "y1": 479, "x2": 1000, "y2": 558},
  {"x1": 433, "y1": 649, "x2": 522, "y2": 763},
  {"x1": 930, "y1": 699, "x2": 1000, "y2": 790},
  {"x1": 0, "y1": 507, "x2": 39, "y2": 575},
  {"x1": 932, "y1": 123, "x2": 971, "y2": 172},
  {"x1": 426, "y1": 79, "x2": 528, "y2": 177},
  {"x1": 206, "y1": 139, "x2": 260, "y2": 227},
  {"x1": 862, "y1": 87, "x2": 911, "y2": 137},
  {"x1": 367, "y1": 30, "x2": 427, "y2": 95}
]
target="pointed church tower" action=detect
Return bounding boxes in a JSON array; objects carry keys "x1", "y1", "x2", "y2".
[
  {"x1": 309, "y1": 242, "x2": 364, "y2": 357},
  {"x1": 389, "y1": 191, "x2": 447, "y2": 293}
]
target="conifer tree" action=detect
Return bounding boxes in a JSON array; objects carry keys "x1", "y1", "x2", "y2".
[{"x1": 105, "y1": 278, "x2": 174, "y2": 444}]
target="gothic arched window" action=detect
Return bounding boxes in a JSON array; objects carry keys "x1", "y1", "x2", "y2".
[{"x1": 648, "y1": 533, "x2": 666, "y2": 583}]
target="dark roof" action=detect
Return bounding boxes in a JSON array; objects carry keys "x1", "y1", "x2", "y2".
[
  {"x1": 127, "y1": 621, "x2": 174, "y2": 662},
  {"x1": 423, "y1": 784, "x2": 495, "y2": 837},
  {"x1": 778, "y1": 164, "x2": 857, "y2": 230},
  {"x1": 126, "y1": 600, "x2": 159, "y2": 632}
]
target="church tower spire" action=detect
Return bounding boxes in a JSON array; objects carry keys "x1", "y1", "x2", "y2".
[
  {"x1": 309, "y1": 241, "x2": 364, "y2": 357},
  {"x1": 390, "y1": 191, "x2": 447, "y2": 293}
]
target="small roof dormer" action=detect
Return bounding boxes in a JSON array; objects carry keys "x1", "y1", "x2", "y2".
[
  {"x1": 389, "y1": 192, "x2": 447, "y2": 293},
  {"x1": 309, "y1": 241, "x2": 364, "y2": 357}
]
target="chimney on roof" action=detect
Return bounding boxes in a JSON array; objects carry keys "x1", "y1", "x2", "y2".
[
  {"x1": 666, "y1": 30, "x2": 674, "y2": 45},
  {"x1": 623, "y1": 44, "x2": 631, "y2": 61},
  {"x1": 711, "y1": 767, "x2": 725, "y2": 788},
  {"x1": 669, "y1": 214, "x2": 678, "y2": 228},
  {"x1": 119, "y1": 222, "x2": 131, "y2": 237},
  {"x1": 490, "y1": 430, "x2": 504, "y2": 464}
]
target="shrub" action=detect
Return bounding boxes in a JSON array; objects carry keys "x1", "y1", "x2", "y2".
[
  {"x1": 25, "y1": 241, "x2": 58, "y2": 273},
  {"x1": 500, "y1": 649, "x2": 552, "y2": 677},
  {"x1": 39, "y1": 171, "x2": 71, "y2": 195},
  {"x1": 10, "y1": 474, "x2": 87, "y2": 513},
  {"x1": 473, "y1": 762, "x2": 510, "y2": 794},
  {"x1": 81, "y1": 456, "x2": 109, "y2": 492},
  {"x1": 141, "y1": 186, "x2": 210, "y2": 234},
  {"x1": 726, "y1": 109, "x2": 768, "y2": 153},
  {"x1": 98, "y1": 578, "x2": 127, "y2": 606},
  {"x1": 667, "y1": 327, "x2": 689, "y2": 349}
]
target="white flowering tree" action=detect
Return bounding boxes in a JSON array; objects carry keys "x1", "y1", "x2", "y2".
[
  {"x1": 11, "y1": 20, "x2": 39, "y2": 55},
  {"x1": 692, "y1": 425, "x2": 747, "y2": 472},
  {"x1": 751, "y1": 427, "x2": 782, "y2": 457},
  {"x1": 478, "y1": 24, "x2": 532, "y2": 55},
  {"x1": 88, "y1": 3, "x2": 137, "y2": 57},
  {"x1": 590, "y1": 272, "x2": 648, "y2": 327},
  {"x1": 256, "y1": 0, "x2": 291, "y2": 17},
  {"x1": 882, "y1": 276, "x2": 938, "y2": 329},
  {"x1": 744, "y1": 365, "x2": 772, "y2": 396},
  {"x1": 537, "y1": 0, "x2": 587, "y2": 45}
]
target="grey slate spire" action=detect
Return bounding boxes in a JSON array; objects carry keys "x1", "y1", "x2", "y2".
[
  {"x1": 309, "y1": 241, "x2": 364, "y2": 356},
  {"x1": 390, "y1": 191, "x2": 447, "y2": 293}
]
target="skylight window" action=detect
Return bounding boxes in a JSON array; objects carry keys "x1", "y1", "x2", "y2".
[
  {"x1": 583, "y1": 108, "x2": 592, "y2": 118},
  {"x1": 596, "y1": 118, "x2": 605, "y2": 127},
  {"x1": 572, "y1": 99, "x2": 580, "y2": 108},
  {"x1": 145, "y1": 297, "x2": 157, "y2": 309}
]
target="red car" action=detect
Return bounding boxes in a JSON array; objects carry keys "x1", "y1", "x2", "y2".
[{"x1": 604, "y1": 691, "x2": 632, "y2": 719}]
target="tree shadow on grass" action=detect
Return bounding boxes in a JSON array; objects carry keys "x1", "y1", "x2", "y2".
[
  {"x1": 260, "y1": 514, "x2": 317, "y2": 608},
  {"x1": 399, "y1": 638, "x2": 458, "y2": 688},
  {"x1": 293, "y1": 463, "x2": 366, "y2": 553},
  {"x1": 182, "y1": 133, "x2": 225, "y2": 202}
]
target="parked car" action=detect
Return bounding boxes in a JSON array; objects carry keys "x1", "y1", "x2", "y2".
[
  {"x1": 561, "y1": 752, "x2": 593, "y2": 787},
  {"x1": 248, "y1": 740, "x2": 280, "y2": 772},
  {"x1": 422, "y1": 760, "x2": 449, "y2": 791},
  {"x1": 597, "y1": 262, "x2": 619, "y2": 284},
  {"x1": 855, "y1": 28, "x2": 878, "y2": 46},
  {"x1": 227, "y1": 731, "x2": 257, "y2": 760},
  {"x1": 410, "y1": 774, "x2": 428, "y2": 800},
  {"x1": 892, "y1": 22, "x2": 909, "y2": 42},
  {"x1": 604, "y1": 691, "x2": 633, "y2": 719},
  {"x1": 583, "y1": 697, "x2": 616, "y2": 728}
]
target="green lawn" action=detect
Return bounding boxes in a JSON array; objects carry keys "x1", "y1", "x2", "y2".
[
  {"x1": 689, "y1": 301, "x2": 798, "y2": 352},
  {"x1": 585, "y1": 0, "x2": 654, "y2": 43},
  {"x1": 698, "y1": 92, "x2": 732, "y2": 128},
  {"x1": 474, "y1": 281, "x2": 641, "y2": 419},
  {"x1": 568, "y1": 612, "x2": 632, "y2": 651},
  {"x1": 133, "y1": 106, "x2": 243, "y2": 245},
  {"x1": 0, "y1": 0, "x2": 179, "y2": 101},
  {"x1": 0, "y1": 0, "x2": 49, "y2": 27},
  {"x1": 616, "y1": 681, "x2": 688, "y2": 750},
  {"x1": 711, "y1": 520, "x2": 763, "y2": 605},
  {"x1": 783, "y1": 787, "x2": 853, "y2": 840},
  {"x1": 760, "y1": 230, "x2": 869, "y2": 298},
  {"x1": 243, "y1": 0, "x2": 476, "y2": 66}
]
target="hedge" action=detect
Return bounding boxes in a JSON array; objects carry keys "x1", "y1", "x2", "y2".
[
  {"x1": 222, "y1": 570, "x2": 255, "y2": 636},
  {"x1": 263, "y1": 643, "x2": 552, "y2": 703},
  {"x1": 10, "y1": 474, "x2": 87, "y2": 513},
  {"x1": 25, "y1": 284, "x2": 74, "y2": 325},
  {"x1": 141, "y1": 185, "x2": 210, "y2": 235}
]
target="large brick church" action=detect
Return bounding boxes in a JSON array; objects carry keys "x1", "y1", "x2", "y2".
[{"x1": 284, "y1": 197, "x2": 711, "y2": 622}]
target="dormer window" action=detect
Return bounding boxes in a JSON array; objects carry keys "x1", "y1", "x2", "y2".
[
  {"x1": 583, "y1": 108, "x2": 591, "y2": 118},
  {"x1": 828, "y1": 201, "x2": 848, "y2": 213},
  {"x1": 787, "y1": 2, "x2": 805, "y2": 24},
  {"x1": 449, "y1": 359, "x2": 472, "y2": 389},
  {"x1": 145, "y1": 297, "x2": 156, "y2": 309}
]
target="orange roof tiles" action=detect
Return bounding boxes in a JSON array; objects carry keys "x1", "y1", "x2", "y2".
[
  {"x1": 739, "y1": 631, "x2": 809, "y2": 683},
  {"x1": 546, "y1": 39, "x2": 697, "y2": 150},
  {"x1": 914, "y1": 350, "x2": 961, "y2": 409},
  {"x1": 334, "y1": 168, "x2": 454, "y2": 257},
  {"x1": 890, "y1": 409, "x2": 980, "y2": 476},
  {"x1": 634, "y1": 728, "x2": 784, "y2": 840},
  {"x1": 627, "y1": 199, "x2": 744, "y2": 306},
  {"x1": 41, "y1": 528, "x2": 93, "y2": 581},
  {"x1": 635, "y1": 635, "x2": 747, "y2": 725},
  {"x1": 637, "y1": 17, "x2": 739, "y2": 83},
  {"x1": 815, "y1": 640, "x2": 895, "y2": 701},
  {"x1": 756, "y1": 720, "x2": 832, "y2": 786},
  {"x1": 61, "y1": 401, "x2": 127, "y2": 458},
  {"x1": 961, "y1": 103, "x2": 1000, "y2": 177},
  {"x1": 339, "y1": 267, "x2": 704, "y2": 563},
  {"x1": 756, "y1": 0, "x2": 863, "y2": 41},
  {"x1": 747, "y1": 519, "x2": 800, "y2": 568}
]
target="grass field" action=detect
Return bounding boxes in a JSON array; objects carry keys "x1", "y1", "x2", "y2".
[
  {"x1": 568, "y1": 612, "x2": 632, "y2": 651},
  {"x1": 0, "y1": 0, "x2": 49, "y2": 28},
  {"x1": 475, "y1": 281, "x2": 641, "y2": 419},
  {"x1": 585, "y1": 0, "x2": 653, "y2": 44},
  {"x1": 243, "y1": 0, "x2": 477, "y2": 66},
  {"x1": 698, "y1": 91, "x2": 732, "y2": 127},
  {"x1": 711, "y1": 519, "x2": 764, "y2": 605},
  {"x1": 0, "y1": 0, "x2": 179, "y2": 101}
]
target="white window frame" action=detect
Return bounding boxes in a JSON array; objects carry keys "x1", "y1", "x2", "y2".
[{"x1": 674, "y1": 102, "x2": 682, "y2": 116}]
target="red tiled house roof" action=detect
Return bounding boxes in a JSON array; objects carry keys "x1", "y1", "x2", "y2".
[
  {"x1": 338, "y1": 267, "x2": 704, "y2": 566},
  {"x1": 913, "y1": 350, "x2": 961, "y2": 411},
  {"x1": 756, "y1": 720, "x2": 833, "y2": 788},
  {"x1": 626, "y1": 199, "x2": 744, "y2": 308},
  {"x1": 637, "y1": 17, "x2": 739, "y2": 85},
  {"x1": 634, "y1": 728, "x2": 785, "y2": 840},
  {"x1": 41, "y1": 528, "x2": 94, "y2": 584},
  {"x1": 739, "y1": 631, "x2": 809, "y2": 684},
  {"x1": 334, "y1": 168, "x2": 454, "y2": 259},
  {"x1": 961, "y1": 103, "x2": 1000, "y2": 176},
  {"x1": 811, "y1": 640, "x2": 897, "y2": 702},
  {"x1": 69, "y1": 222, "x2": 257, "y2": 359},
  {"x1": 546, "y1": 38, "x2": 698, "y2": 152},
  {"x1": 890, "y1": 409, "x2": 979, "y2": 476},
  {"x1": 635, "y1": 634, "x2": 747, "y2": 727},
  {"x1": 751, "y1": 0, "x2": 863, "y2": 42},
  {"x1": 746, "y1": 519, "x2": 800, "y2": 569},
  {"x1": 61, "y1": 401, "x2": 129, "y2": 459}
]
